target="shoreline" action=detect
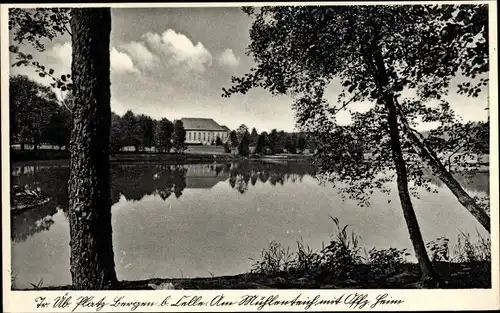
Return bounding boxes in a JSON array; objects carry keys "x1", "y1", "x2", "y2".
[
  {"x1": 13, "y1": 261, "x2": 491, "y2": 290},
  {"x1": 10, "y1": 151, "x2": 314, "y2": 165}
]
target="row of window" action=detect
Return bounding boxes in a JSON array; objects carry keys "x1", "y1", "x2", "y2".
[{"x1": 187, "y1": 131, "x2": 228, "y2": 142}]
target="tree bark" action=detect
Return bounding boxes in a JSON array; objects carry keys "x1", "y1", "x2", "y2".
[
  {"x1": 68, "y1": 8, "x2": 117, "y2": 289},
  {"x1": 373, "y1": 49, "x2": 438, "y2": 281},
  {"x1": 392, "y1": 100, "x2": 490, "y2": 233}
]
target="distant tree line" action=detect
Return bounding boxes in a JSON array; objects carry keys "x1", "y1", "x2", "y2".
[
  {"x1": 110, "y1": 111, "x2": 186, "y2": 153},
  {"x1": 226, "y1": 124, "x2": 318, "y2": 157},
  {"x1": 10, "y1": 74, "x2": 487, "y2": 160},
  {"x1": 10, "y1": 75, "x2": 72, "y2": 152},
  {"x1": 9, "y1": 75, "x2": 187, "y2": 154}
]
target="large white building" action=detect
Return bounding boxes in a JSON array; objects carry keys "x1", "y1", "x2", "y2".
[{"x1": 181, "y1": 118, "x2": 230, "y2": 145}]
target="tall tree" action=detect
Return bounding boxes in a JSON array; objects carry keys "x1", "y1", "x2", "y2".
[
  {"x1": 223, "y1": 6, "x2": 490, "y2": 233},
  {"x1": 277, "y1": 131, "x2": 287, "y2": 153},
  {"x1": 9, "y1": 7, "x2": 117, "y2": 289},
  {"x1": 236, "y1": 124, "x2": 249, "y2": 142},
  {"x1": 297, "y1": 133, "x2": 307, "y2": 153},
  {"x1": 137, "y1": 114, "x2": 156, "y2": 150},
  {"x1": 285, "y1": 133, "x2": 298, "y2": 154},
  {"x1": 221, "y1": 5, "x2": 492, "y2": 282},
  {"x1": 268, "y1": 129, "x2": 279, "y2": 154},
  {"x1": 110, "y1": 112, "x2": 127, "y2": 153},
  {"x1": 155, "y1": 118, "x2": 174, "y2": 152},
  {"x1": 9, "y1": 75, "x2": 58, "y2": 152},
  {"x1": 250, "y1": 127, "x2": 259, "y2": 145},
  {"x1": 255, "y1": 131, "x2": 269, "y2": 154},
  {"x1": 68, "y1": 8, "x2": 117, "y2": 289},
  {"x1": 172, "y1": 120, "x2": 186, "y2": 152},
  {"x1": 229, "y1": 130, "x2": 239, "y2": 148},
  {"x1": 238, "y1": 130, "x2": 251, "y2": 156},
  {"x1": 122, "y1": 110, "x2": 142, "y2": 151},
  {"x1": 46, "y1": 104, "x2": 72, "y2": 149}
]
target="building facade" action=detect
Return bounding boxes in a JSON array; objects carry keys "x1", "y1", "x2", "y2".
[{"x1": 181, "y1": 118, "x2": 230, "y2": 145}]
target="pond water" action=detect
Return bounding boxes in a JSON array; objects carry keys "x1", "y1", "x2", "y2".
[{"x1": 10, "y1": 161, "x2": 489, "y2": 288}]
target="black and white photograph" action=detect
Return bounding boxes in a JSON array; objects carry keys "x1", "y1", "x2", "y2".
[{"x1": 1, "y1": 1, "x2": 498, "y2": 311}]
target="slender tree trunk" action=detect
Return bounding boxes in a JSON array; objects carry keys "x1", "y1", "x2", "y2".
[
  {"x1": 373, "y1": 49, "x2": 438, "y2": 282},
  {"x1": 68, "y1": 8, "x2": 117, "y2": 289},
  {"x1": 385, "y1": 95, "x2": 438, "y2": 281},
  {"x1": 392, "y1": 100, "x2": 490, "y2": 233}
]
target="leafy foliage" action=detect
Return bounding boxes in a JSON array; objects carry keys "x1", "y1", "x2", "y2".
[
  {"x1": 367, "y1": 247, "x2": 410, "y2": 277},
  {"x1": 250, "y1": 127, "x2": 259, "y2": 145},
  {"x1": 155, "y1": 118, "x2": 174, "y2": 152},
  {"x1": 224, "y1": 141, "x2": 231, "y2": 153},
  {"x1": 121, "y1": 111, "x2": 143, "y2": 150},
  {"x1": 172, "y1": 120, "x2": 187, "y2": 152},
  {"x1": 222, "y1": 4, "x2": 489, "y2": 208},
  {"x1": 255, "y1": 131, "x2": 269, "y2": 154},
  {"x1": 238, "y1": 131, "x2": 251, "y2": 156},
  {"x1": 9, "y1": 8, "x2": 74, "y2": 97},
  {"x1": 250, "y1": 217, "x2": 491, "y2": 282},
  {"x1": 10, "y1": 75, "x2": 69, "y2": 150},
  {"x1": 137, "y1": 114, "x2": 156, "y2": 149},
  {"x1": 215, "y1": 136, "x2": 223, "y2": 146},
  {"x1": 110, "y1": 112, "x2": 127, "y2": 153},
  {"x1": 229, "y1": 130, "x2": 239, "y2": 148}
]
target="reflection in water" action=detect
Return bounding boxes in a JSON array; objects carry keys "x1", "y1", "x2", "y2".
[
  {"x1": 11, "y1": 161, "x2": 488, "y2": 243},
  {"x1": 224, "y1": 160, "x2": 317, "y2": 194},
  {"x1": 10, "y1": 161, "x2": 490, "y2": 287},
  {"x1": 11, "y1": 200, "x2": 57, "y2": 243}
]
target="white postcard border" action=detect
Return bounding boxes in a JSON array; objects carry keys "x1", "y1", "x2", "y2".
[{"x1": 2, "y1": 1, "x2": 499, "y2": 312}]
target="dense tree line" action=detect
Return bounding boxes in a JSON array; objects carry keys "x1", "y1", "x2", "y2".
[
  {"x1": 110, "y1": 111, "x2": 186, "y2": 153},
  {"x1": 229, "y1": 123, "x2": 317, "y2": 156},
  {"x1": 10, "y1": 75, "x2": 187, "y2": 154},
  {"x1": 10, "y1": 75, "x2": 72, "y2": 151}
]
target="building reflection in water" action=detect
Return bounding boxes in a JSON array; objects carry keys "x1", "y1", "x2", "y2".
[{"x1": 10, "y1": 161, "x2": 488, "y2": 243}]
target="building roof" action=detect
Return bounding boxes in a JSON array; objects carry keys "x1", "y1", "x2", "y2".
[
  {"x1": 220, "y1": 125, "x2": 230, "y2": 131},
  {"x1": 180, "y1": 118, "x2": 227, "y2": 131}
]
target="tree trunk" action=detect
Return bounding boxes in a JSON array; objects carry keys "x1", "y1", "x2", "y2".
[
  {"x1": 68, "y1": 8, "x2": 117, "y2": 289},
  {"x1": 373, "y1": 49, "x2": 438, "y2": 282},
  {"x1": 385, "y1": 95, "x2": 438, "y2": 281},
  {"x1": 392, "y1": 100, "x2": 490, "y2": 233}
]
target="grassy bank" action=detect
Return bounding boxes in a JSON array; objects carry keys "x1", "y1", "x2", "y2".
[
  {"x1": 10, "y1": 149, "x2": 238, "y2": 164},
  {"x1": 10, "y1": 148, "x2": 313, "y2": 163}
]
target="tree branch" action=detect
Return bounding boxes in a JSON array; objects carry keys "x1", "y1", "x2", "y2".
[
  {"x1": 63, "y1": 23, "x2": 72, "y2": 37},
  {"x1": 333, "y1": 90, "x2": 363, "y2": 114}
]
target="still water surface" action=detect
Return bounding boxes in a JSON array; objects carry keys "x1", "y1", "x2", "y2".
[{"x1": 11, "y1": 161, "x2": 489, "y2": 288}]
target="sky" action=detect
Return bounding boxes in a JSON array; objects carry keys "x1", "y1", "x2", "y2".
[{"x1": 9, "y1": 7, "x2": 490, "y2": 133}]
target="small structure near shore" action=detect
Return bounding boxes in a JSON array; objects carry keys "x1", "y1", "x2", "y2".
[{"x1": 11, "y1": 185, "x2": 50, "y2": 214}]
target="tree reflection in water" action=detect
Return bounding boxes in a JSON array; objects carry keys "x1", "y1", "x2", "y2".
[
  {"x1": 11, "y1": 200, "x2": 57, "y2": 243},
  {"x1": 223, "y1": 160, "x2": 317, "y2": 194},
  {"x1": 11, "y1": 164, "x2": 189, "y2": 243},
  {"x1": 10, "y1": 161, "x2": 488, "y2": 243}
]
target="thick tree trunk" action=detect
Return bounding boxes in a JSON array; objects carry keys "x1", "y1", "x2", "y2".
[
  {"x1": 68, "y1": 8, "x2": 117, "y2": 289},
  {"x1": 373, "y1": 49, "x2": 438, "y2": 282},
  {"x1": 392, "y1": 100, "x2": 490, "y2": 233}
]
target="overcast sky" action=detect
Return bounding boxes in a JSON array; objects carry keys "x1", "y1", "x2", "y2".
[{"x1": 9, "y1": 7, "x2": 489, "y2": 132}]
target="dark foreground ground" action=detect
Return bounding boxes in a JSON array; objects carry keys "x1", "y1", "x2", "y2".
[{"x1": 20, "y1": 262, "x2": 490, "y2": 290}]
